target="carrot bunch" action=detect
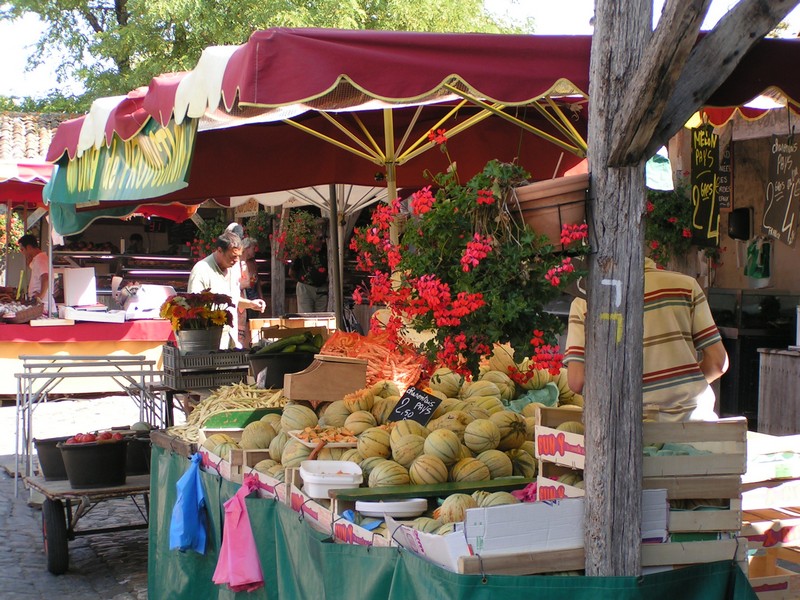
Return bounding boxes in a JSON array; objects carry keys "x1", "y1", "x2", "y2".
[{"x1": 294, "y1": 426, "x2": 358, "y2": 444}]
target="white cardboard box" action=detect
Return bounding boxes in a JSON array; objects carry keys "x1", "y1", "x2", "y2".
[
  {"x1": 61, "y1": 306, "x2": 126, "y2": 323},
  {"x1": 62, "y1": 267, "x2": 97, "y2": 306}
]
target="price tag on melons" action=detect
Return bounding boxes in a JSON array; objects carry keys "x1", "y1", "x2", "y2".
[{"x1": 388, "y1": 386, "x2": 442, "y2": 425}]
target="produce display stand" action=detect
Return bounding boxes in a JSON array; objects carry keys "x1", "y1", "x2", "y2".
[
  {"x1": 24, "y1": 473, "x2": 150, "y2": 576},
  {"x1": 147, "y1": 445, "x2": 757, "y2": 600},
  {"x1": 14, "y1": 354, "x2": 162, "y2": 494}
]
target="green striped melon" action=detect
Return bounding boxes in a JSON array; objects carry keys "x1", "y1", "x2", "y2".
[
  {"x1": 412, "y1": 517, "x2": 443, "y2": 533},
  {"x1": 523, "y1": 416, "x2": 536, "y2": 441},
  {"x1": 427, "y1": 411, "x2": 470, "y2": 440},
  {"x1": 471, "y1": 396, "x2": 505, "y2": 415},
  {"x1": 556, "y1": 420, "x2": 585, "y2": 435},
  {"x1": 370, "y1": 380, "x2": 400, "y2": 399},
  {"x1": 344, "y1": 389, "x2": 375, "y2": 413},
  {"x1": 389, "y1": 419, "x2": 430, "y2": 444},
  {"x1": 360, "y1": 456, "x2": 388, "y2": 480},
  {"x1": 357, "y1": 426, "x2": 391, "y2": 459},
  {"x1": 520, "y1": 440, "x2": 536, "y2": 459},
  {"x1": 408, "y1": 454, "x2": 448, "y2": 485},
  {"x1": 320, "y1": 400, "x2": 351, "y2": 427},
  {"x1": 490, "y1": 411, "x2": 527, "y2": 450},
  {"x1": 459, "y1": 380, "x2": 501, "y2": 401},
  {"x1": 253, "y1": 458, "x2": 278, "y2": 473},
  {"x1": 478, "y1": 491, "x2": 520, "y2": 507},
  {"x1": 431, "y1": 398, "x2": 464, "y2": 419},
  {"x1": 391, "y1": 434, "x2": 425, "y2": 468},
  {"x1": 478, "y1": 370, "x2": 516, "y2": 401},
  {"x1": 422, "y1": 429, "x2": 461, "y2": 465},
  {"x1": 434, "y1": 493, "x2": 477, "y2": 523},
  {"x1": 368, "y1": 460, "x2": 410, "y2": 488},
  {"x1": 241, "y1": 421, "x2": 277, "y2": 449},
  {"x1": 371, "y1": 396, "x2": 399, "y2": 424},
  {"x1": 213, "y1": 442, "x2": 238, "y2": 460},
  {"x1": 462, "y1": 405, "x2": 491, "y2": 422},
  {"x1": 458, "y1": 444, "x2": 474, "y2": 459},
  {"x1": 476, "y1": 449, "x2": 513, "y2": 479},
  {"x1": 472, "y1": 490, "x2": 491, "y2": 506},
  {"x1": 280, "y1": 404, "x2": 318, "y2": 433},
  {"x1": 506, "y1": 448, "x2": 537, "y2": 478},
  {"x1": 339, "y1": 448, "x2": 363, "y2": 463},
  {"x1": 344, "y1": 410, "x2": 377, "y2": 435},
  {"x1": 449, "y1": 457, "x2": 490, "y2": 483},
  {"x1": 435, "y1": 523, "x2": 457, "y2": 535},
  {"x1": 316, "y1": 446, "x2": 347, "y2": 461},
  {"x1": 259, "y1": 412, "x2": 282, "y2": 428},
  {"x1": 268, "y1": 431, "x2": 289, "y2": 463},
  {"x1": 463, "y1": 419, "x2": 501, "y2": 453},
  {"x1": 281, "y1": 438, "x2": 312, "y2": 468},
  {"x1": 428, "y1": 367, "x2": 464, "y2": 397},
  {"x1": 266, "y1": 464, "x2": 285, "y2": 482}
]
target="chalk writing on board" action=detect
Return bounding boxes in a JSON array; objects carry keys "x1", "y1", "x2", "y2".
[
  {"x1": 690, "y1": 124, "x2": 720, "y2": 246},
  {"x1": 388, "y1": 386, "x2": 442, "y2": 425},
  {"x1": 717, "y1": 139, "x2": 732, "y2": 212},
  {"x1": 763, "y1": 135, "x2": 800, "y2": 247}
]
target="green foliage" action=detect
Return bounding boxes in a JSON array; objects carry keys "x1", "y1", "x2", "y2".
[{"x1": 2, "y1": 0, "x2": 531, "y2": 108}]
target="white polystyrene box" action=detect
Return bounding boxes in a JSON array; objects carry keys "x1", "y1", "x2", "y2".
[{"x1": 299, "y1": 460, "x2": 362, "y2": 499}]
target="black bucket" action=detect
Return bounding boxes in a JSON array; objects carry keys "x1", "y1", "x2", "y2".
[
  {"x1": 248, "y1": 352, "x2": 315, "y2": 388},
  {"x1": 33, "y1": 436, "x2": 70, "y2": 481},
  {"x1": 126, "y1": 434, "x2": 151, "y2": 475},
  {"x1": 58, "y1": 440, "x2": 128, "y2": 488}
]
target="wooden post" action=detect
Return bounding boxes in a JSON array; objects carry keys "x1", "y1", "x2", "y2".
[
  {"x1": 271, "y1": 207, "x2": 288, "y2": 316},
  {"x1": 585, "y1": 0, "x2": 795, "y2": 576}
]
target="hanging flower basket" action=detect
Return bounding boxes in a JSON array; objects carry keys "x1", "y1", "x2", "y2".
[{"x1": 514, "y1": 173, "x2": 589, "y2": 249}]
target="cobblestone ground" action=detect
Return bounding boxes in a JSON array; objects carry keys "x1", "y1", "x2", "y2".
[
  {"x1": 0, "y1": 396, "x2": 164, "y2": 599},
  {"x1": 0, "y1": 470, "x2": 149, "y2": 599}
]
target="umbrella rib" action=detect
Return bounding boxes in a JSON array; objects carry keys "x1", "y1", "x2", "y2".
[
  {"x1": 281, "y1": 118, "x2": 384, "y2": 166},
  {"x1": 397, "y1": 108, "x2": 494, "y2": 164},
  {"x1": 442, "y1": 84, "x2": 585, "y2": 157},
  {"x1": 400, "y1": 100, "x2": 470, "y2": 159},
  {"x1": 350, "y1": 114, "x2": 386, "y2": 160},
  {"x1": 394, "y1": 105, "x2": 424, "y2": 156}
]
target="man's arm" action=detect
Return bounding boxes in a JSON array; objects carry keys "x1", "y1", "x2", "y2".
[
  {"x1": 237, "y1": 298, "x2": 266, "y2": 312},
  {"x1": 567, "y1": 361, "x2": 585, "y2": 394},
  {"x1": 699, "y1": 340, "x2": 728, "y2": 383}
]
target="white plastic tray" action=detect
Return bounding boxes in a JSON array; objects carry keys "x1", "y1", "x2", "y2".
[{"x1": 355, "y1": 498, "x2": 428, "y2": 518}]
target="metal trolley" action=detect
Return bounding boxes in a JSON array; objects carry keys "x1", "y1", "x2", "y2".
[{"x1": 24, "y1": 474, "x2": 150, "y2": 575}]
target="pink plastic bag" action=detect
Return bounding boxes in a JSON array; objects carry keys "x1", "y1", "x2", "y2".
[{"x1": 212, "y1": 476, "x2": 264, "y2": 593}]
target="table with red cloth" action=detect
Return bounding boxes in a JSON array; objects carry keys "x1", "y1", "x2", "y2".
[{"x1": 0, "y1": 320, "x2": 175, "y2": 395}]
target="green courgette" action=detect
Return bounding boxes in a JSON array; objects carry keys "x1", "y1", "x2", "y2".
[
  {"x1": 281, "y1": 344, "x2": 297, "y2": 353},
  {"x1": 256, "y1": 333, "x2": 308, "y2": 354},
  {"x1": 296, "y1": 343, "x2": 320, "y2": 353}
]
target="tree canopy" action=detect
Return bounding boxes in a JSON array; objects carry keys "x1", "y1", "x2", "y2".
[{"x1": 1, "y1": 0, "x2": 532, "y2": 111}]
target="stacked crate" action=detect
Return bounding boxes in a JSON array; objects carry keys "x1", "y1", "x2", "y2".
[
  {"x1": 533, "y1": 406, "x2": 585, "y2": 499},
  {"x1": 641, "y1": 418, "x2": 748, "y2": 569}
]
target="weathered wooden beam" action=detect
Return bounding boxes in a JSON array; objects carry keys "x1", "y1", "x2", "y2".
[
  {"x1": 607, "y1": 0, "x2": 711, "y2": 167},
  {"x1": 645, "y1": 0, "x2": 800, "y2": 158},
  {"x1": 585, "y1": 0, "x2": 650, "y2": 577}
]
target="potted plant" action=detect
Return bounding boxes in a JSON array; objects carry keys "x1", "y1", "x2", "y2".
[
  {"x1": 160, "y1": 291, "x2": 234, "y2": 352},
  {"x1": 350, "y1": 135, "x2": 590, "y2": 379}
]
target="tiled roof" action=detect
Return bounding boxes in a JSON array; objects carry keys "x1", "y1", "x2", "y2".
[{"x1": 0, "y1": 112, "x2": 71, "y2": 162}]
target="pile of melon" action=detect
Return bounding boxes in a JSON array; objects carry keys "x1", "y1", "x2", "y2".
[{"x1": 243, "y1": 347, "x2": 583, "y2": 492}]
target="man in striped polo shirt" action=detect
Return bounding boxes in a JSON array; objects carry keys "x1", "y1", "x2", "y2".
[{"x1": 563, "y1": 258, "x2": 729, "y2": 422}]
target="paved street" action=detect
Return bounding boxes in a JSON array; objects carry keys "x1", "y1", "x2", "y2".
[{"x1": 0, "y1": 395, "x2": 165, "y2": 599}]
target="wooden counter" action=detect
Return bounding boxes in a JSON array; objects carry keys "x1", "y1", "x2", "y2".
[{"x1": 758, "y1": 348, "x2": 800, "y2": 435}]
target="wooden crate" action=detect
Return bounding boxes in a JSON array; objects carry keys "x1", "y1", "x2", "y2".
[
  {"x1": 748, "y1": 547, "x2": 800, "y2": 599},
  {"x1": 283, "y1": 355, "x2": 368, "y2": 408},
  {"x1": 642, "y1": 418, "x2": 747, "y2": 478},
  {"x1": 643, "y1": 418, "x2": 747, "y2": 535}
]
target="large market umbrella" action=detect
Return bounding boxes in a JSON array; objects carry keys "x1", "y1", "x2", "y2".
[{"x1": 42, "y1": 30, "x2": 800, "y2": 320}]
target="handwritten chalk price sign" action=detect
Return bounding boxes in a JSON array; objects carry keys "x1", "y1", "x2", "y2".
[
  {"x1": 763, "y1": 134, "x2": 800, "y2": 247},
  {"x1": 690, "y1": 124, "x2": 721, "y2": 246},
  {"x1": 388, "y1": 386, "x2": 442, "y2": 425}
]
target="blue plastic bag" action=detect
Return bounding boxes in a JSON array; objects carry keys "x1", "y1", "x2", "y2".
[{"x1": 169, "y1": 453, "x2": 208, "y2": 554}]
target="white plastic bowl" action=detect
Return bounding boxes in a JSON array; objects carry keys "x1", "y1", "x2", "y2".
[{"x1": 299, "y1": 460, "x2": 363, "y2": 499}]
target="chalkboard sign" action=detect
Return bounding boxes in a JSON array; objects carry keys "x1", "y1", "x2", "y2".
[
  {"x1": 690, "y1": 124, "x2": 721, "y2": 246},
  {"x1": 388, "y1": 386, "x2": 442, "y2": 425},
  {"x1": 717, "y1": 138, "x2": 732, "y2": 212},
  {"x1": 762, "y1": 134, "x2": 800, "y2": 247}
]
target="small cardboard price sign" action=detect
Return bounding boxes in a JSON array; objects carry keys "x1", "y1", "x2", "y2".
[{"x1": 388, "y1": 386, "x2": 442, "y2": 425}]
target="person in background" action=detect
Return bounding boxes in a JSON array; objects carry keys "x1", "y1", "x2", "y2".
[
  {"x1": 127, "y1": 233, "x2": 145, "y2": 254},
  {"x1": 18, "y1": 234, "x2": 54, "y2": 315},
  {"x1": 289, "y1": 218, "x2": 328, "y2": 313},
  {"x1": 237, "y1": 237, "x2": 264, "y2": 346},
  {"x1": 563, "y1": 257, "x2": 729, "y2": 422},
  {"x1": 188, "y1": 231, "x2": 266, "y2": 349}
]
